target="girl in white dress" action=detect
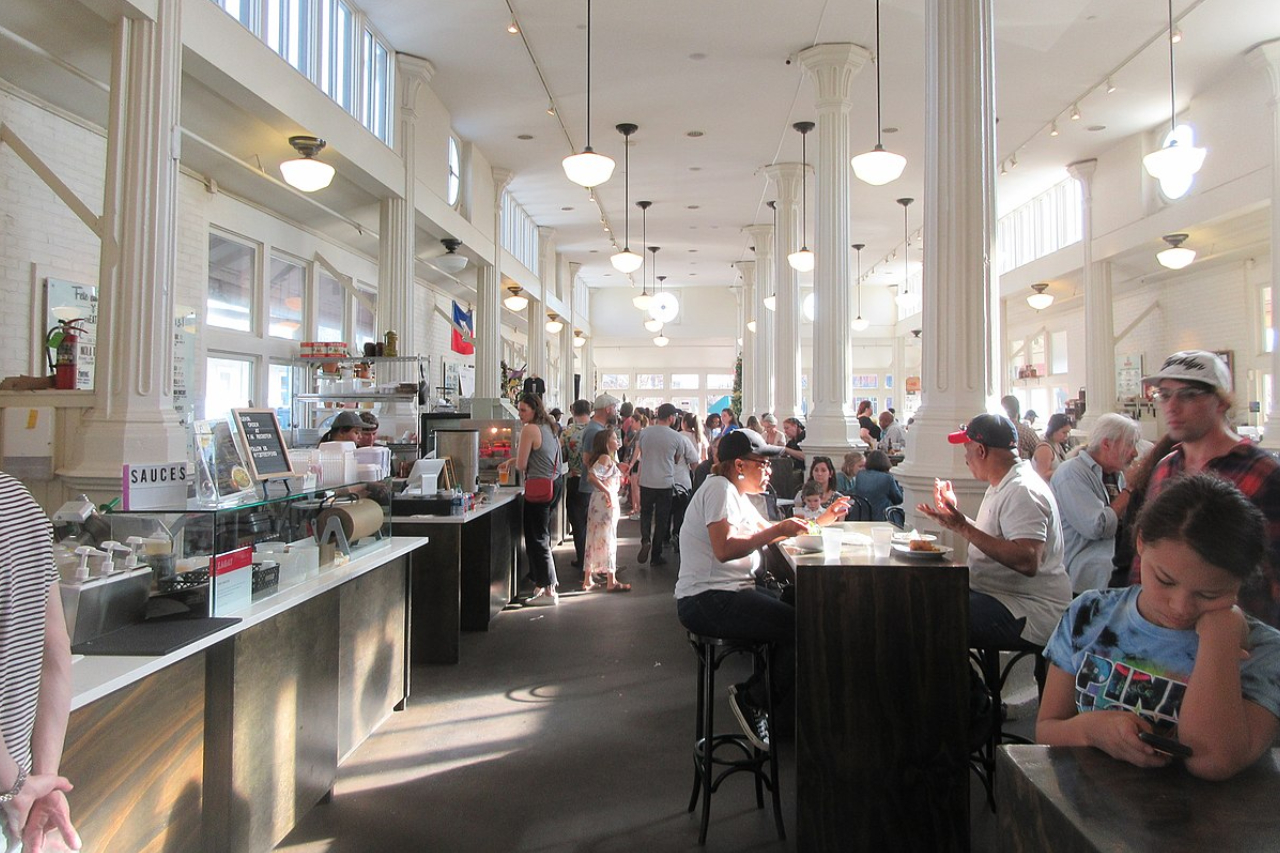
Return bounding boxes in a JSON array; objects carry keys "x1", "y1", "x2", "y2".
[{"x1": 585, "y1": 428, "x2": 631, "y2": 592}]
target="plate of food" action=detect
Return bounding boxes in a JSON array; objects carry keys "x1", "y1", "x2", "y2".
[
  {"x1": 892, "y1": 531, "x2": 938, "y2": 544},
  {"x1": 788, "y1": 534, "x2": 824, "y2": 553},
  {"x1": 891, "y1": 541, "x2": 953, "y2": 559}
]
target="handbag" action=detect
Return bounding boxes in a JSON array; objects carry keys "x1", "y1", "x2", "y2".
[{"x1": 524, "y1": 432, "x2": 560, "y2": 505}]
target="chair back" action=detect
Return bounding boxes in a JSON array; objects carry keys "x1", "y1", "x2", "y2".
[
  {"x1": 885, "y1": 505, "x2": 906, "y2": 529},
  {"x1": 844, "y1": 494, "x2": 874, "y2": 522}
]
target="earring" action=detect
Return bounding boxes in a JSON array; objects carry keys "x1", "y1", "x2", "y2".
[{"x1": 737, "y1": 472, "x2": 746, "y2": 480}]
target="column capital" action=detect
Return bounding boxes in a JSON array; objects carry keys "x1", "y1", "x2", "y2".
[
  {"x1": 492, "y1": 168, "x2": 514, "y2": 198},
  {"x1": 397, "y1": 54, "x2": 436, "y2": 113},
  {"x1": 763, "y1": 163, "x2": 806, "y2": 198},
  {"x1": 744, "y1": 224, "x2": 774, "y2": 257},
  {"x1": 1247, "y1": 40, "x2": 1280, "y2": 97},
  {"x1": 798, "y1": 43, "x2": 871, "y2": 107},
  {"x1": 1066, "y1": 158, "x2": 1098, "y2": 183},
  {"x1": 537, "y1": 225, "x2": 555, "y2": 240},
  {"x1": 734, "y1": 259, "x2": 756, "y2": 281}
]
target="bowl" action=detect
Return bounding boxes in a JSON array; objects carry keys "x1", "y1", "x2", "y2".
[{"x1": 790, "y1": 534, "x2": 824, "y2": 553}]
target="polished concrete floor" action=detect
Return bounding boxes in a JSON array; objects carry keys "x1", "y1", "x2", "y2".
[{"x1": 277, "y1": 517, "x2": 1024, "y2": 852}]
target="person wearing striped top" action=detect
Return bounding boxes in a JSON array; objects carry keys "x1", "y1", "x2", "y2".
[{"x1": 0, "y1": 472, "x2": 79, "y2": 851}]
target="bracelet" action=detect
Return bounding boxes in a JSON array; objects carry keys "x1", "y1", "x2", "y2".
[{"x1": 0, "y1": 766, "x2": 26, "y2": 804}]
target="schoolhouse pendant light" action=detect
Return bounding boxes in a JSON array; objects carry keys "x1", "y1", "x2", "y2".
[
  {"x1": 1156, "y1": 233, "x2": 1196, "y2": 270},
  {"x1": 545, "y1": 313, "x2": 564, "y2": 334},
  {"x1": 503, "y1": 286, "x2": 529, "y2": 312},
  {"x1": 895, "y1": 197, "x2": 914, "y2": 312},
  {"x1": 436, "y1": 238, "x2": 468, "y2": 274},
  {"x1": 562, "y1": 0, "x2": 615, "y2": 188},
  {"x1": 280, "y1": 135, "x2": 335, "y2": 192},
  {"x1": 653, "y1": 333, "x2": 669, "y2": 347},
  {"x1": 851, "y1": 0, "x2": 907, "y2": 186},
  {"x1": 610, "y1": 124, "x2": 644, "y2": 273},
  {"x1": 763, "y1": 201, "x2": 779, "y2": 310},
  {"x1": 1026, "y1": 282, "x2": 1054, "y2": 311},
  {"x1": 851, "y1": 242, "x2": 869, "y2": 331},
  {"x1": 573, "y1": 331, "x2": 587, "y2": 348},
  {"x1": 1141, "y1": 0, "x2": 1205, "y2": 199},
  {"x1": 644, "y1": 317, "x2": 664, "y2": 333},
  {"x1": 788, "y1": 122, "x2": 816, "y2": 273}
]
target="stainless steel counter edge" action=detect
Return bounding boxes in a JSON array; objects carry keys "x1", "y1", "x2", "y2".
[
  {"x1": 69, "y1": 535, "x2": 428, "y2": 710},
  {"x1": 397, "y1": 486, "x2": 523, "y2": 525}
]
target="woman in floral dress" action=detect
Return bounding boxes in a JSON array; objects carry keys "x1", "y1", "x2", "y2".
[{"x1": 584, "y1": 428, "x2": 631, "y2": 592}]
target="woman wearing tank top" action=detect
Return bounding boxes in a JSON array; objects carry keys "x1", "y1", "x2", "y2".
[{"x1": 500, "y1": 394, "x2": 563, "y2": 605}]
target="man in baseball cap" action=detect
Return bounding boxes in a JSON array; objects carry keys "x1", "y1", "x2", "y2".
[
  {"x1": 1136, "y1": 349, "x2": 1280, "y2": 626},
  {"x1": 920, "y1": 411, "x2": 1070, "y2": 649},
  {"x1": 578, "y1": 393, "x2": 622, "y2": 508}
]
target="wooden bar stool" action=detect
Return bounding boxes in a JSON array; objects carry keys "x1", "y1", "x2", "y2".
[
  {"x1": 969, "y1": 642, "x2": 1047, "y2": 811},
  {"x1": 685, "y1": 632, "x2": 785, "y2": 845}
]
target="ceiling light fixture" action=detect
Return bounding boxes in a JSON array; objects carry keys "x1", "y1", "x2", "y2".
[
  {"x1": 546, "y1": 313, "x2": 564, "y2": 334},
  {"x1": 1170, "y1": 27, "x2": 1182, "y2": 44},
  {"x1": 851, "y1": 0, "x2": 907, "y2": 185},
  {"x1": 632, "y1": 201, "x2": 653, "y2": 309},
  {"x1": 653, "y1": 333, "x2": 669, "y2": 347},
  {"x1": 610, "y1": 124, "x2": 644, "y2": 273},
  {"x1": 1070, "y1": 104, "x2": 1081, "y2": 121},
  {"x1": 503, "y1": 286, "x2": 529, "y2": 312},
  {"x1": 802, "y1": 292, "x2": 815, "y2": 322},
  {"x1": 1106, "y1": 77, "x2": 1117, "y2": 94},
  {"x1": 1050, "y1": 122, "x2": 1059, "y2": 137},
  {"x1": 851, "y1": 242, "x2": 869, "y2": 331},
  {"x1": 788, "y1": 122, "x2": 816, "y2": 273},
  {"x1": 644, "y1": 317, "x2": 664, "y2": 333},
  {"x1": 435, "y1": 238, "x2": 468, "y2": 274},
  {"x1": 1027, "y1": 282, "x2": 1054, "y2": 311},
  {"x1": 746, "y1": 319, "x2": 757, "y2": 333},
  {"x1": 763, "y1": 201, "x2": 778, "y2": 310},
  {"x1": 650, "y1": 275, "x2": 679, "y2": 323},
  {"x1": 573, "y1": 331, "x2": 586, "y2": 348},
  {"x1": 562, "y1": 0, "x2": 615, "y2": 188},
  {"x1": 280, "y1": 135, "x2": 335, "y2": 192},
  {"x1": 507, "y1": 19, "x2": 520, "y2": 34},
  {"x1": 896, "y1": 197, "x2": 914, "y2": 312},
  {"x1": 1142, "y1": 0, "x2": 1205, "y2": 198},
  {"x1": 1156, "y1": 233, "x2": 1196, "y2": 269}
]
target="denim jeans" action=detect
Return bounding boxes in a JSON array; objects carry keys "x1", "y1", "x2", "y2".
[
  {"x1": 523, "y1": 479, "x2": 562, "y2": 589},
  {"x1": 639, "y1": 485, "x2": 674, "y2": 557},
  {"x1": 676, "y1": 586, "x2": 795, "y2": 709},
  {"x1": 969, "y1": 590, "x2": 1031, "y2": 649}
]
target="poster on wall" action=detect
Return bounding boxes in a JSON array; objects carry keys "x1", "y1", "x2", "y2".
[
  {"x1": 44, "y1": 278, "x2": 98, "y2": 390},
  {"x1": 1115, "y1": 354, "x2": 1144, "y2": 400}
]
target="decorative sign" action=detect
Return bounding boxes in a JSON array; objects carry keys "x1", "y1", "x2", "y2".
[
  {"x1": 211, "y1": 546, "x2": 253, "y2": 616},
  {"x1": 231, "y1": 409, "x2": 293, "y2": 480},
  {"x1": 122, "y1": 461, "x2": 189, "y2": 510},
  {"x1": 905, "y1": 376, "x2": 921, "y2": 394},
  {"x1": 1116, "y1": 353, "x2": 1144, "y2": 400}
]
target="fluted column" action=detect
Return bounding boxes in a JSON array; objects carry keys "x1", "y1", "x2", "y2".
[
  {"x1": 745, "y1": 224, "x2": 775, "y2": 416},
  {"x1": 764, "y1": 164, "x2": 805, "y2": 421},
  {"x1": 893, "y1": 0, "x2": 999, "y2": 532},
  {"x1": 565, "y1": 261, "x2": 581, "y2": 403},
  {"x1": 476, "y1": 169, "x2": 513, "y2": 398},
  {"x1": 799, "y1": 44, "x2": 870, "y2": 454},
  {"x1": 1068, "y1": 159, "x2": 1114, "y2": 431},
  {"x1": 526, "y1": 226, "x2": 553, "y2": 391},
  {"x1": 63, "y1": 1, "x2": 187, "y2": 493},
  {"x1": 736, "y1": 260, "x2": 757, "y2": 417},
  {"x1": 1248, "y1": 41, "x2": 1280, "y2": 449}
]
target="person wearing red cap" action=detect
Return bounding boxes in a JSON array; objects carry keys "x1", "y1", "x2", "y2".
[{"x1": 917, "y1": 413, "x2": 1072, "y2": 648}]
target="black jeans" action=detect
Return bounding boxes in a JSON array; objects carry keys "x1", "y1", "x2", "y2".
[
  {"x1": 566, "y1": 476, "x2": 588, "y2": 565},
  {"x1": 669, "y1": 486, "x2": 691, "y2": 548},
  {"x1": 676, "y1": 586, "x2": 795, "y2": 709},
  {"x1": 523, "y1": 479, "x2": 562, "y2": 589},
  {"x1": 969, "y1": 591, "x2": 1030, "y2": 648},
  {"x1": 639, "y1": 485, "x2": 674, "y2": 557}
]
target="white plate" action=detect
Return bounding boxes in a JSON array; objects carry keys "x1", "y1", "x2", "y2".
[
  {"x1": 891, "y1": 542, "x2": 953, "y2": 559},
  {"x1": 892, "y1": 532, "x2": 937, "y2": 544},
  {"x1": 788, "y1": 534, "x2": 824, "y2": 553}
]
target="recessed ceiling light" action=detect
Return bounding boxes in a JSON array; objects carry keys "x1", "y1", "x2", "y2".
[
  {"x1": 883, "y1": 127, "x2": 899, "y2": 134},
  {"x1": 689, "y1": 52, "x2": 707, "y2": 61},
  {"x1": 589, "y1": 249, "x2": 598, "y2": 253},
  {"x1": 561, "y1": 206, "x2": 574, "y2": 211},
  {"x1": 689, "y1": 166, "x2": 702, "y2": 171},
  {"x1": 687, "y1": 204, "x2": 700, "y2": 210},
  {"x1": 689, "y1": 249, "x2": 698, "y2": 253},
  {"x1": 516, "y1": 134, "x2": 533, "y2": 140},
  {"x1": 1087, "y1": 125, "x2": 1107, "y2": 132},
  {"x1": 689, "y1": 273, "x2": 697, "y2": 276},
  {"x1": 686, "y1": 130, "x2": 705, "y2": 138}
]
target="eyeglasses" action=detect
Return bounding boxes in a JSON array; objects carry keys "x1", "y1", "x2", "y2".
[{"x1": 1153, "y1": 386, "x2": 1214, "y2": 404}]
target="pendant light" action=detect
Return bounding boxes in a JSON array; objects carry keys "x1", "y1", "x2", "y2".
[
  {"x1": 895, "y1": 198, "x2": 914, "y2": 312},
  {"x1": 1156, "y1": 233, "x2": 1196, "y2": 269},
  {"x1": 610, "y1": 124, "x2": 643, "y2": 272},
  {"x1": 1026, "y1": 283, "x2": 1054, "y2": 311},
  {"x1": 653, "y1": 333, "x2": 670, "y2": 347},
  {"x1": 503, "y1": 286, "x2": 528, "y2": 312},
  {"x1": 1141, "y1": 0, "x2": 1205, "y2": 199},
  {"x1": 573, "y1": 331, "x2": 587, "y2": 348},
  {"x1": 762, "y1": 201, "x2": 778, "y2": 310},
  {"x1": 632, "y1": 201, "x2": 654, "y2": 309},
  {"x1": 562, "y1": 0, "x2": 615, "y2": 188},
  {"x1": 435, "y1": 238, "x2": 468, "y2": 274},
  {"x1": 787, "y1": 122, "x2": 816, "y2": 273},
  {"x1": 644, "y1": 271, "x2": 665, "y2": 331},
  {"x1": 851, "y1": 243, "x2": 869, "y2": 331},
  {"x1": 546, "y1": 313, "x2": 564, "y2": 334},
  {"x1": 280, "y1": 136, "x2": 336, "y2": 192},
  {"x1": 851, "y1": 0, "x2": 906, "y2": 186}
]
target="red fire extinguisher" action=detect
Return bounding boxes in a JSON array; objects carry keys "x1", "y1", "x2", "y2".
[{"x1": 45, "y1": 319, "x2": 86, "y2": 390}]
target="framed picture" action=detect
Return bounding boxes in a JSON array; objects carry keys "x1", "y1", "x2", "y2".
[{"x1": 442, "y1": 358, "x2": 462, "y2": 396}]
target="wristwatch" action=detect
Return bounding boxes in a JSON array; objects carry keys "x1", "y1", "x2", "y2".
[{"x1": 0, "y1": 766, "x2": 26, "y2": 804}]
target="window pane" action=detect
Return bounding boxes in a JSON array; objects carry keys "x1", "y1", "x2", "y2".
[
  {"x1": 219, "y1": 0, "x2": 257, "y2": 31},
  {"x1": 205, "y1": 356, "x2": 253, "y2": 421},
  {"x1": 268, "y1": 0, "x2": 312, "y2": 73},
  {"x1": 354, "y1": 290, "x2": 376, "y2": 349},
  {"x1": 706, "y1": 373, "x2": 734, "y2": 390},
  {"x1": 600, "y1": 374, "x2": 628, "y2": 390},
  {"x1": 1050, "y1": 330, "x2": 1069, "y2": 374},
  {"x1": 317, "y1": 272, "x2": 345, "y2": 340},
  {"x1": 208, "y1": 234, "x2": 255, "y2": 332},
  {"x1": 268, "y1": 362, "x2": 293, "y2": 429},
  {"x1": 333, "y1": 1, "x2": 355, "y2": 113},
  {"x1": 1264, "y1": 287, "x2": 1274, "y2": 354},
  {"x1": 636, "y1": 374, "x2": 664, "y2": 390},
  {"x1": 447, "y1": 137, "x2": 461, "y2": 206},
  {"x1": 671, "y1": 373, "x2": 699, "y2": 390},
  {"x1": 268, "y1": 255, "x2": 306, "y2": 340}
]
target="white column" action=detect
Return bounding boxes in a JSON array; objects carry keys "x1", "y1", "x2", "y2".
[
  {"x1": 1248, "y1": 41, "x2": 1280, "y2": 449},
  {"x1": 476, "y1": 169, "x2": 513, "y2": 398},
  {"x1": 745, "y1": 224, "x2": 775, "y2": 416},
  {"x1": 1068, "y1": 159, "x2": 1114, "y2": 431},
  {"x1": 799, "y1": 44, "x2": 871, "y2": 456},
  {"x1": 764, "y1": 164, "x2": 805, "y2": 421},
  {"x1": 566, "y1": 261, "x2": 582, "y2": 402},
  {"x1": 63, "y1": 1, "x2": 187, "y2": 493},
  {"x1": 526, "y1": 227, "x2": 553, "y2": 391},
  {"x1": 892, "y1": 0, "x2": 1000, "y2": 532},
  {"x1": 736, "y1": 260, "x2": 757, "y2": 417}
]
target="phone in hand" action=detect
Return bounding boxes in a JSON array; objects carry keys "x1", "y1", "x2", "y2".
[{"x1": 1138, "y1": 731, "x2": 1193, "y2": 758}]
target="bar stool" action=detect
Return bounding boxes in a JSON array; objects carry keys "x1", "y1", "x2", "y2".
[
  {"x1": 685, "y1": 632, "x2": 785, "y2": 845},
  {"x1": 969, "y1": 642, "x2": 1047, "y2": 811}
]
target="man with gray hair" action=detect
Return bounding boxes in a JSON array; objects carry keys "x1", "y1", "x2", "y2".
[{"x1": 1050, "y1": 413, "x2": 1142, "y2": 593}]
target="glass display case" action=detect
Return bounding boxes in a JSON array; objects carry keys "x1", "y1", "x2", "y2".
[{"x1": 463, "y1": 418, "x2": 521, "y2": 485}]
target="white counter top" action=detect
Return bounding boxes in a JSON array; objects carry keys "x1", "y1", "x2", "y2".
[
  {"x1": 69, "y1": 535, "x2": 427, "y2": 711},
  {"x1": 395, "y1": 486, "x2": 523, "y2": 525}
]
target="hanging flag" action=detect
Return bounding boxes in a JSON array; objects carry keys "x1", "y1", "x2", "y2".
[{"x1": 451, "y1": 301, "x2": 475, "y2": 355}]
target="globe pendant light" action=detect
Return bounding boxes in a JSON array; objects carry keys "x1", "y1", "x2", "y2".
[
  {"x1": 632, "y1": 201, "x2": 654, "y2": 310},
  {"x1": 649, "y1": 274, "x2": 679, "y2": 323},
  {"x1": 851, "y1": 0, "x2": 906, "y2": 186},
  {"x1": 546, "y1": 313, "x2": 564, "y2": 334},
  {"x1": 851, "y1": 242, "x2": 869, "y2": 331},
  {"x1": 788, "y1": 122, "x2": 816, "y2": 273},
  {"x1": 1141, "y1": 0, "x2": 1205, "y2": 199},
  {"x1": 762, "y1": 201, "x2": 778, "y2": 310},
  {"x1": 280, "y1": 135, "x2": 336, "y2": 192},
  {"x1": 573, "y1": 331, "x2": 587, "y2": 348},
  {"x1": 1156, "y1": 233, "x2": 1196, "y2": 270},
  {"x1": 610, "y1": 124, "x2": 644, "y2": 272},
  {"x1": 1026, "y1": 282, "x2": 1054, "y2": 311},
  {"x1": 503, "y1": 286, "x2": 528, "y2": 312},
  {"x1": 895, "y1": 198, "x2": 914, "y2": 312},
  {"x1": 653, "y1": 333, "x2": 670, "y2": 347},
  {"x1": 644, "y1": 317, "x2": 664, "y2": 333},
  {"x1": 435, "y1": 238, "x2": 469, "y2": 274},
  {"x1": 562, "y1": 0, "x2": 615, "y2": 188}
]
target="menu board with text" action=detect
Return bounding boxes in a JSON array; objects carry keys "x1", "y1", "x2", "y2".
[{"x1": 231, "y1": 409, "x2": 293, "y2": 481}]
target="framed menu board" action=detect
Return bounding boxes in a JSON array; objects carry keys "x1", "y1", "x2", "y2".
[{"x1": 231, "y1": 408, "x2": 293, "y2": 481}]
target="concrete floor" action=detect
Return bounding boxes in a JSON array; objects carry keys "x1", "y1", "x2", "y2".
[{"x1": 276, "y1": 518, "x2": 1027, "y2": 852}]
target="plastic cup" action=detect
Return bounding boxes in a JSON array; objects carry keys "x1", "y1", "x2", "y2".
[
  {"x1": 871, "y1": 525, "x2": 894, "y2": 558},
  {"x1": 821, "y1": 528, "x2": 843, "y2": 560}
]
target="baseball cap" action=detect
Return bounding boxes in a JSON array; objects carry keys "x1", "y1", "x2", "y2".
[
  {"x1": 1142, "y1": 350, "x2": 1232, "y2": 392},
  {"x1": 358, "y1": 411, "x2": 379, "y2": 431},
  {"x1": 947, "y1": 413, "x2": 1018, "y2": 450},
  {"x1": 329, "y1": 410, "x2": 366, "y2": 430},
  {"x1": 592, "y1": 393, "x2": 620, "y2": 411},
  {"x1": 717, "y1": 429, "x2": 784, "y2": 462},
  {"x1": 656, "y1": 403, "x2": 679, "y2": 421}
]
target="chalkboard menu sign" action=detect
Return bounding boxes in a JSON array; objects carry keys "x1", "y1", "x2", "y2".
[{"x1": 231, "y1": 409, "x2": 293, "y2": 481}]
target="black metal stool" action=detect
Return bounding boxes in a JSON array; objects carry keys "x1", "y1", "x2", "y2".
[
  {"x1": 685, "y1": 632, "x2": 785, "y2": 845},
  {"x1": 969, "y1": 643, "x2": 1047, "y2": 811}
]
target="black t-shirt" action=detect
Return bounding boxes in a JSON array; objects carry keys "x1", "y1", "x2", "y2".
[
  {"x1": 786, "y1": 438, "x2": 805, "y2": 471},
  {"x1": 859, "y1": 416, "x2": 882, "y2": 441}
]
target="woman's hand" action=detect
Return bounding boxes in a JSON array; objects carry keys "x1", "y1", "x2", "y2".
[
  {"x1": 1082, "y1": 712, "x2": 1172, "y2": 769},
  {"x1": 817, "y1": 496, "x2": 851, "y2": 526},
  {"x1": 772, "y1": 517, "x2": 810, "y2": 540},
  {"x1": 603, "y1": 493, "x2": 613, "y2": 508},
  {"x1": 3, "y1": 774, "x2": 74, "y2": 848},
  {"x1": 18, "y1": 789, "x2": 80, "y2": 852},
  {"x1": 497, "y1": 459, "x2": 511, "y2": 473}
]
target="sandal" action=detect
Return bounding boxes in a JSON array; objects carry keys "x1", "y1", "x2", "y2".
[
  {"x1": 581, "y1": 582, "x2": 600, "y2": 592},
  {"x1": 606, "y1": 583, "x2": 632, "y2": 593}
]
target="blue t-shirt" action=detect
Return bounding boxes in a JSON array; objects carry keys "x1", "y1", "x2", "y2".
[{"x1": 1044, "y1": 586, "x2": 1280, "y2": 734}]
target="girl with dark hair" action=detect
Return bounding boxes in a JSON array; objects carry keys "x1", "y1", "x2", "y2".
[
  {"x1": 584, "y1": 428, "x2": 629, "y2": 592},
  {"x1": 499, "y1": 393, "x2": 562, "y2": 605},
  {"x1": 1037, "y1": 474, "x2": 1280, "y2": 780},
  {"x1": 1033, "y1": 413, "x2": 1074, "y2": 481}
]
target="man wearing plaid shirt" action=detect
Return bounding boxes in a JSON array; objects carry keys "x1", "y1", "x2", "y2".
[{"x1": 1139, "y1": 350, "x2": 1280, "y2": 626}]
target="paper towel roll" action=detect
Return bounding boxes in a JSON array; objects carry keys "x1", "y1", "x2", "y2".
[{"x1": 315, "y1": 498, "x2": 384, "y2": 545}]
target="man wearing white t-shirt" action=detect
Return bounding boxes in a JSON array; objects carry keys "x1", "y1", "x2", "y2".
[
  {"x1": 634, "y1": 403, "x2": 699, "y2": 567},
  {"x1": 917, "y1": 414, "x2": 1072, "y2": 648}
]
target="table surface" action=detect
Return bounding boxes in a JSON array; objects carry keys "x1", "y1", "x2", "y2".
[
  {"x1": 997, "y1": 745, "x2": 1280, "y2": 853},
  {"x1": 780, "y1": 520, "x2": 966, "y2": 569},
  {"x1": 395, "y1": 486, "x2": 521, "y2": 524}
]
